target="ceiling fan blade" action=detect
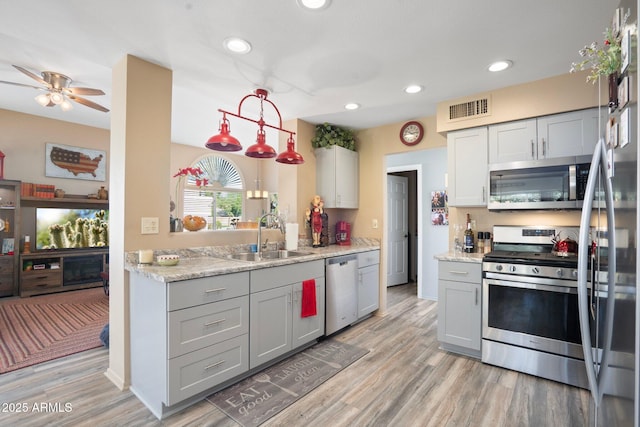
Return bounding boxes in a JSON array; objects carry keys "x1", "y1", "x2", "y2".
[
  {"x1": 68, "y1": 95, "x2": 110, "y2": 112},
  {"x1": 64, "y1": 87, "x2": 105, "y2": 96},
  {"x1": 0, "y1": 80, "x2": 45, "y2": 91},
  {"x1": 12, "y1": 65, "x2": 49, "y2": 87}
]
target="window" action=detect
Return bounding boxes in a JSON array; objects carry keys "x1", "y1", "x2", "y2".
[{"x1": 182, "y1": 156, "x2": 243, "y2": 230}]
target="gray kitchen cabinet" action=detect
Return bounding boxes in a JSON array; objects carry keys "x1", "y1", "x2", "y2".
[
  {"x1": 315, "y1": 145, "x2": 358, "y2": 208},
  {"x1": 130, "y1": 271, "x2": 250, "y2": 419},
  {"x1": 437, "y1": 260, "x2": 482, "y2": 358},
  {"x1": 489, "y1": 108, "x2": 600, "y2": 163},
  {"x1": 249, "y1": 260, "x2": 325, "y2": 369},
  {"x1": 446, "y1": 127, "x2": 488, "y2": 207},
  {"x1": 357, "y1": 250, "x2": 379, "y2": 319}
]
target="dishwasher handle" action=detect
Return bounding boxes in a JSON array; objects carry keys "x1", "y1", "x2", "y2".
[{"x1": 326, "y1": 254, "x2": 358, "y2": 266}]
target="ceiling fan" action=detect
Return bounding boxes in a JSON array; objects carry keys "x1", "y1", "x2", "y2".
[{"x1": 0, "y1": 65, "x2": 109, "y2": 112}]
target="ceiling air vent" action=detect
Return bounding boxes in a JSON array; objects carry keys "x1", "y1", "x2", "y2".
[{"x1": 448, "y1": 97, "x2": 490, "y2": 122}]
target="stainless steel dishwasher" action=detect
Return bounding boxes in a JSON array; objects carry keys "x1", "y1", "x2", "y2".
[{"x1": 325, "y1": 254, "x2": 359, "y2": 335}]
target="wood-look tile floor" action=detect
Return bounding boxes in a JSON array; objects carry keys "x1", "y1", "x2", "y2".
[{"x1": 0, "y1": 283, "x2": 590, "y2": 426}]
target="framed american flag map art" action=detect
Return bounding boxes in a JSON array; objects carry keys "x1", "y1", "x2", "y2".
[{"x1": 45, "y1": 143, "x2": 106, "y2": 181}]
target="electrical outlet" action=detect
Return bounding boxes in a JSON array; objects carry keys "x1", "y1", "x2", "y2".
[
  {"x1": 141, "y1": 217, "x2": 159, "y2": 234},
  {"x1": 372, "y1": 219, "x2": 378, "y2": 229}
]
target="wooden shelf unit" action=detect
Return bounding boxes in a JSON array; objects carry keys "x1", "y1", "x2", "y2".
[
  {"x1": 21, "y1": 196, "x2": 108, "y2": 209},
  {"x1": 20, "y1": 249, "x2": 108, "y2": 297}
]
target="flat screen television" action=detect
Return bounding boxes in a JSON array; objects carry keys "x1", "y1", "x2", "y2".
[{"x1": 36, "y1": 208, "x2": 109, "y2": 250}]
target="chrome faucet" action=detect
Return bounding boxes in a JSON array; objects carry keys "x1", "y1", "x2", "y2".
[{"x1": 257, "y1": 213, "x2": 285, "y2": 258}]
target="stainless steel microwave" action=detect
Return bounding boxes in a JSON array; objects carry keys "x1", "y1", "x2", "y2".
[{"x1": 488, "y1": 155, "x2": 592, "y2": 210}]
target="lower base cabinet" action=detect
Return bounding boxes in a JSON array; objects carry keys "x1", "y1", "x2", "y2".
[
  {"x1": 249, "y1": 260, "x2": 325, "y2": 369},
  {"x1": 130, "y1": 259, "x2": 326, "y2": 420},
  {"x1": 130, "y1": 271, "x2": 251, "y2": 419},
  {"x1": 357, "y1": 250, "x2": 380, "y2": 319},
  {"x1": 437, "y1": 260, "x2": 482, "y2": 358}
]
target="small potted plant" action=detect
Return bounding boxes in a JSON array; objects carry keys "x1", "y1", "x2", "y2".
[{"x1": 311, "y1": 123, "x2": 356, "y2": 151}]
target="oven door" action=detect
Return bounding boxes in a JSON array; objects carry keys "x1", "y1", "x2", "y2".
[{"x1": 482, "y1": 273, "x2": 586, "y2": 360}]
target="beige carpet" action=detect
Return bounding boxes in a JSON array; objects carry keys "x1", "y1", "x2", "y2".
[{"x1": 0, "y1": 288, "x2": 109, "y2": 374}]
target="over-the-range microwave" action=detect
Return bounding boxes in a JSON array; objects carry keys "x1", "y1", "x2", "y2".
[{"x1": 488, "y1": 155, "x2": 592, "y2": 210}]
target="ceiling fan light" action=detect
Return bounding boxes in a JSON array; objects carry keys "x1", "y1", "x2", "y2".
[
  {"x1": 35, "y1": 93, "x2": 51, "y2": 106},
  {"x1": 60, "y1": 99, "x2": 73, "y2": 111},
  {"x1": 49, "y1": 92, "x2": 65, "y2": 105}
]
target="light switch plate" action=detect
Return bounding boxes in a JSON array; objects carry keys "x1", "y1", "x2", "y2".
[{"x1": 141, "y1": 217, "x2": 159, "y2": 234}]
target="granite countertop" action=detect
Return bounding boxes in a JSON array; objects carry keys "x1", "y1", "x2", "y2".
[
  {"x1": 126, "y1": 239, "x2": 380, "y2": 283},
  {"x1": 434, "y1": 251, "x2": 485, "y2": 263}
]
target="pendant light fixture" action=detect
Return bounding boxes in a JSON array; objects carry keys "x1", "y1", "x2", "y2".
[{"x1": 206, "y1": 88, "x2": 304, "y2": 165}]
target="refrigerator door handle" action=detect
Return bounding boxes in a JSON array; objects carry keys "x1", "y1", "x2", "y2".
[{"x1": 577, "y1": 138, "x2": 617, "y2": 406}]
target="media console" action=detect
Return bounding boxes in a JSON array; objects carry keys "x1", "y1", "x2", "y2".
[{"x1": 20, "y1": 248, "x2": 108, "y2": 297}]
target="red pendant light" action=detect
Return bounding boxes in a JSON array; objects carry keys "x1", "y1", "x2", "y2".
[
  {"x1": 205, "y1": 113, "x2": 242, "y2": 151},
  {"x1": 276, "y1": 134, "x2": 305, "y2": 164},
  {"x1": 205, "y1": 89, "x2": 303, "y2": 164},
  {"x1": 245, "y1": 128, "x2": 277, "y2": 158}
]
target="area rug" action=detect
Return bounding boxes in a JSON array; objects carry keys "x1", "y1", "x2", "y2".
[
  {"x1": 207, "y1": 339, "x2": 368, "y2": 427},
  {"x1": 0, "y1": 288, "x2": 109, "y2": 374}
]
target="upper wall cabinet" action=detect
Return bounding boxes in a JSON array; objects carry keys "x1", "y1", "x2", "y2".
[
  {"x1": 447, "y1": 127, "x2": 488, "y2": 207},
  {"x1": 489, "y1": 108, "x2": 602, "y2": 163},
  {"x1": 315, "y1": 146, "x2": 358, "y2": 208}
]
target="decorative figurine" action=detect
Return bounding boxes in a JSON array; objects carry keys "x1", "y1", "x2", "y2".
[{"x1": 305, "y1": 195, "x2": 328, "y2": 247}]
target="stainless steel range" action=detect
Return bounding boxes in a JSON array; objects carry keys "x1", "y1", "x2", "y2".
[{"x1": 481, "y1": 225, "x2": 590, "y2": 388}]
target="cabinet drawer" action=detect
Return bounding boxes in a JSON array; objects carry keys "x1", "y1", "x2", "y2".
[
  {"x1": 167, "y1": 334, "x2": 248, "y2": 405},
  {"x1": 250, "y1": 260, "x2": 324, "y2": 293},
  {"x1": 0, "y1": 256, "x2": 13, "y2": 273},
  {"x1": 0, "y1": 273, "x2": 13, "y2": 294},
  {"x1": 168, "y1": 296, "x2": 249, "y2": 358},
  {"x1": 438, "y1": 261, "x2": 481, "y2": 283},
  {"x1": 357, "y1": 250, "x2": 380, "y2": 268},
  {"x1": 21, "y1": 270, "x2": 63, "y2": 291},
  {"x1": 168, "y1": 272, "x2": 249, "y2": 311}
]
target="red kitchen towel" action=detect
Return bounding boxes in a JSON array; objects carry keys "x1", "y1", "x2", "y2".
[{"x1": 301, "y1": 279, "x2": 317, "y2": 318}]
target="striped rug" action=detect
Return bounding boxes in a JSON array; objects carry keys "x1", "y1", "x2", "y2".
[{"x1": 0, "y1": 288, "x2": 109, "y2": 374}]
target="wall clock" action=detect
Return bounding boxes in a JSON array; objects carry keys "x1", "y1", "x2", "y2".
[{"x1": 400, "y1": 121, "x2": 424, "y2": 146}]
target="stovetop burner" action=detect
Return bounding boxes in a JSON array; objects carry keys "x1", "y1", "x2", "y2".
[{"x1": 484, "y1": 250, "x2": 579, "y2": 268}]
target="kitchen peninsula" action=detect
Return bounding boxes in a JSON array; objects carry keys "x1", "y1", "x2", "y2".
[{"x1": 125, "y1": 239, "x2": 379, "y2": 419}]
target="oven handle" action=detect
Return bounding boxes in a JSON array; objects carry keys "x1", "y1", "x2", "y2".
[
  {"x1": 577, "y1": 137, "x2": 616, "y2": 406},
  {"x1": 484, "y1": 278, "x2": 578, "y2": 294}
]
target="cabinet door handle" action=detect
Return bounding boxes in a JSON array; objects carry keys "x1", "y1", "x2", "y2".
[
  {"x1": 482, "y1": 186, "x2": 486, "y2": 203},
  {"x1": 475, "y1": 288, "x2": 479, "y2": 305},
  {"x1": 448, "y1": 270, "x2": 469, "y2": 275},
  {"x1": 531, "y1": 140, "x2": 535, "y2": 158},
  {"x1": 204, "y1": 360, "x2": 225, "y2": 370},
  {"x1": 541, "y1": 137, "x2": 546, "y2": 157},
  {"x1": 204, "y1": 318, "x2": 226, "y2": 327},
  {"x1": 204, "y1": 287, "x2": 226, "y2": 294}
]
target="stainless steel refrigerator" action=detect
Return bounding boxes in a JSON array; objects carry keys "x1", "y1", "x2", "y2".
[{"x1": 577, "y1": 2, "x2": 638, "y2": 425}]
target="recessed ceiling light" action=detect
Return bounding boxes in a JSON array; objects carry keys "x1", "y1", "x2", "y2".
[
  {"x1": 344, "y1": 103, "x2": 360, "y2": 110},
  {"x1": 297, "y1": 0, "x2": 331, "y2": 10},
  {"x1": 223, "y1": 37, "x2": 252, "y2": 54},
  {"x1": 405, "y1": 85, "x2": 422, "y2": 94},
  {"x1": 488, "y1": 60, "x2": 512, "y2": 72}
]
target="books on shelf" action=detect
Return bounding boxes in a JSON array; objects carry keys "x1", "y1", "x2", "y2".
[{"x1": 20, "y1": 182, "x2": 55, "y2": 198}]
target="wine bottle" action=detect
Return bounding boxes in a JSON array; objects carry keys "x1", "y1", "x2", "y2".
[{"x1": 463, "y1": 214, "x2": 474, "y2": 253}]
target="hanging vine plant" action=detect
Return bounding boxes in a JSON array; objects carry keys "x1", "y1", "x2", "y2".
[{"x1": 311, "y1": 122, "x2": 357, "y2": 151}]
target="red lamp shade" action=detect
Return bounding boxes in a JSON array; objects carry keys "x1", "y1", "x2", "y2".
[
  {"x1": 205, "y1": 119, "x2": 242, "y2": 152},
  {"x1": 245, "y1": 129, "x2": 277, "y2": 158},
  {"x1": 0, "y1": 150, "x2": 5, "y2": 179},
  {"x1": 276, "y1": 136, "x2": 304, "y2": 164}
]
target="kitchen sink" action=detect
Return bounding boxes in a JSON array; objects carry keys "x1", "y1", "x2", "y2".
[{"x1": 226, "y1": 250, "x2": 311, "y2": 262}]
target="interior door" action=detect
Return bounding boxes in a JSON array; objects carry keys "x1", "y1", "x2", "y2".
[{"x1": 387, "y1": 174, "x2": 408, "y2": 286}]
